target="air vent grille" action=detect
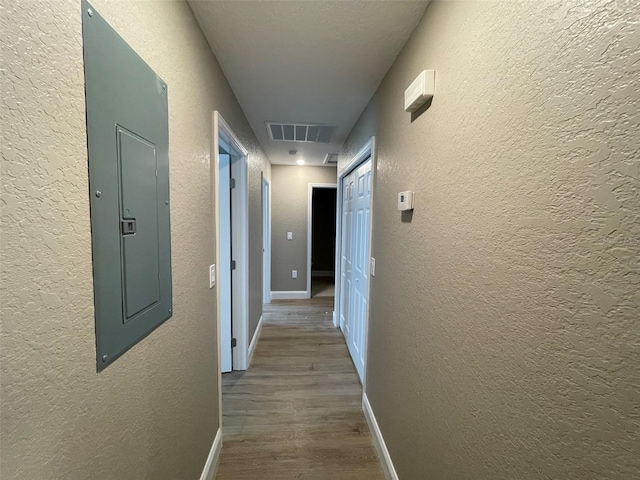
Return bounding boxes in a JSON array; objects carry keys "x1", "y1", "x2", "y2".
[
  {"x1": 323, "y1": 153, "x2": 338, "y2": 165},
  {"x1": 266, "y1": 122, "x2": 336, "y2": 144}
]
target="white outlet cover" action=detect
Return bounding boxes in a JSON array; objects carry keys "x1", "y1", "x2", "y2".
[
  {"x1": 292, "y1": 270, "x2": 298, "y2": 278},
  {"x1": 287, "y1": 232, "x2": 293, "y2": 240},
  {"x1": 209, "y1": 264, "x2": 216, "y2": 289}
]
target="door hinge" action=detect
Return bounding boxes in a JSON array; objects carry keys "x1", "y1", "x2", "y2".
[
  {"x1": 231, "y1": 337, "x2": 237, "y2": 348},
  {"x1": 231, "y1": 260, "x2": 236, "y2": 270},
  {"x1": 230, "y1": 178, "x2": 236, "y2": 189}
]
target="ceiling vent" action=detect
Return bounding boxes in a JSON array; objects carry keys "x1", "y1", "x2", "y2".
[
  {"x1": 323, "y1": 153, "x2": 338, "y2": 165},
  {"x1": 266, "y1": 122, "x2": 336, "y2": 144}
]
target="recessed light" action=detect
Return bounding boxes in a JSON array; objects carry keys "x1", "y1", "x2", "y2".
[{"x1": 296, "y1": 159, "x2": 305, "y2": 165}]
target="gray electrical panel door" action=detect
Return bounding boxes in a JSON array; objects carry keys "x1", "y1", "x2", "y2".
[{"x1": 82, "y1": 0, "x2": 172, "y2": 371}]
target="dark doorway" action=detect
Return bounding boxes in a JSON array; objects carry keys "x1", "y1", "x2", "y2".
[{"x1": 311, "y1": 187, "x2": 337, "y2": 298}]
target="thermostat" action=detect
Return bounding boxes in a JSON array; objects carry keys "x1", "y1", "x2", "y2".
[{"x1": 398, "y1": 191, "x2": 414, "y2": 211}]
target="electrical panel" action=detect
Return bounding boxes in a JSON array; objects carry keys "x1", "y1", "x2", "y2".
[{"x1": 82, "y1": 0, "x2": 172, "y2": 371}]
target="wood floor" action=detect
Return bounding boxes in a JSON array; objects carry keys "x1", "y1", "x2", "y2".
[{"x1": 215, "y1": 298, "x2": 384, "y2": 479}]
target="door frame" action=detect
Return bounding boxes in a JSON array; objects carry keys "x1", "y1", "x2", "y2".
[
  {"x1": 217, "y1": 148, "x2": 233, "y2": 373},
  {"x1": 334, "y1": 136, "x2": 376, "y2": 385},
  {"x1": 306, "y1": 183, "x2": 338, "y2": 299},
  {"x1": 262, "y1": 175, "x2": 271, "y2": 304},
  {"x1": 212, "y1": 111, "x2": 250, "y2": 375}
]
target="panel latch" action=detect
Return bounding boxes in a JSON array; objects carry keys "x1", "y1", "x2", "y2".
[{"x1": 121, "y1": 219, "x2": 137, "y2": 235}]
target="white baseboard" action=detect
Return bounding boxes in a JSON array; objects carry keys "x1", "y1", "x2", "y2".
[
  {"x1": 248, "y1": 314, "x2": 264, "y2": 367},
  {"x1": 332, "y1": 310, "x2": 337, "y2": 327},
  {"x1": 199, "y1": 428, "x2": 222, "y2": 480},
  {"x1": 312, "y1": 270, "x2": 335, "y2": 277},
  {"x1": 270, "y1": 290, "x2": 308, "y2": 300},
  {"x1": 362, "y1": 393, "x2": 398, "y2": 480}
]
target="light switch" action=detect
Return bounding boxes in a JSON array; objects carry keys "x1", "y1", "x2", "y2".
[
  {"x1": 287, "y1": 232, "x2": 293, "y2": 240},
  {"x1": 370, "y1": 257, "x2": 376, "y2": 277},
  {"x1": 209, "y1": 264, "x2": 216, "y2": 288},
  {"x1": 292, "y1": 270, "x2": 298, "y2": 279}
]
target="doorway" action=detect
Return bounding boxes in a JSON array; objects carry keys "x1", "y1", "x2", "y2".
[
  {"x1": 335, "y1": 138, "x2": 376, "y2": 384},
  {"x1": 306, "y1": 184, "x2": 337, "y2": 299},
  {"x1": 213, "y1": 111, "x2": 250, "y2": 375},
  {"x1": 262, "y1": 176, "x2": 271, "y2": 304}
]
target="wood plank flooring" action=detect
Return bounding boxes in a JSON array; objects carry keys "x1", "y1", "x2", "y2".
[{"x1": 215, "y1": 298, "x2": 384, "y2": 479}]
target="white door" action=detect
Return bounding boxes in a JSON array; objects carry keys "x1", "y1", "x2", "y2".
[
  {"x1": 340, "y1": 158, "x2": 372, "y2": 381},
  {"x1": 339, "y1": 172, "x2": 354, "y2": 336},
  {"x1": 219, "y1": 153, "x2": 232, "y2": 373}
]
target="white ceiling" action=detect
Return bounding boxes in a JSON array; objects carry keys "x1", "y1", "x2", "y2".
[{"x1": 189, "y1": 0, "x2": 430, "y2": 166}]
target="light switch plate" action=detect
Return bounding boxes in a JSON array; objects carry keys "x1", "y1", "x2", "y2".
[
  {"x1": 370, "y1": 257, "x2": 376, "y2": 277},
  {"x1": 209, "y1": 264, "x2": 216, "y2": 288},
  {"x1": 287, "y1": 232, "x2": 293, "y2": 240},
  {"x1": 292, "y1": 270, "x2": 298, "y2": 279}
]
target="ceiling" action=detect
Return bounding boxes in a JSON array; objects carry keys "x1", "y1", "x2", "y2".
[{"x1": 188, "y1": 0, "x2": 430, "y2": 166}]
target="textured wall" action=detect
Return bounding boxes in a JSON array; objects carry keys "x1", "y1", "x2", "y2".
[
  {"x1": 0, "y1": 1, "x2": 269, "y2": 479},
  {"x1": 341, "y1": 1, "x2": 640, "y2": 479},
  {"x1": 271, "y1": 166, "x2": 337, "y2": 292}
]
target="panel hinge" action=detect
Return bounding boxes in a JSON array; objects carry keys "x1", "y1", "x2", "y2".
[
  {"x1": 231, "y1": 337, "x2": 237, "y2": 348},
  {"x1": 230, "y1": 178, "x2": 236, "y2": 189},
  {"x1": 231, "y1": 260, "x2": 236, "y2": 270}
]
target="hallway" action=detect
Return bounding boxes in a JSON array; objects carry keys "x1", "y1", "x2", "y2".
[
  {"x1": 216, "y1": 298, "x2": 383, "y2": 479},
  {"x1": 3, "y1": 1, "x2": 638, "y2": 479}
]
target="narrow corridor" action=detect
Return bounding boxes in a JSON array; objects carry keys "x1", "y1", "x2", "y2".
[{"x1": 215, "y1": 298, "x2": 383, "y2": 479}]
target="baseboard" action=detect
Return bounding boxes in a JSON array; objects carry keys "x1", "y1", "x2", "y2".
[
  {"x1": 362, "y1": 393, "x2": 398, "y2": 480},
  {"x1": 199, "y1": 428, "x2": 222, "y2": 480},
  {"x1": 248, "y1": 314, "x2": 264, "y2": 367},
  {"x1": 270, "y1": 290, "x2": 308, "y2": 300},
  {"x1": 312, "y1": 270, "x2": 335, "y2": 277},
  {"x1": 333, "y1": 310, "x2": 337, "y2": 327}
]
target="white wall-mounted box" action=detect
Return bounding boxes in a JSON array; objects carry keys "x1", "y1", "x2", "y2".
[
  {"x1": 398, "y1": 191, "x2": 415, "y2": 211},
  {"x1": 404, "y1": 70, "x2": 435, "y2": 112}
]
